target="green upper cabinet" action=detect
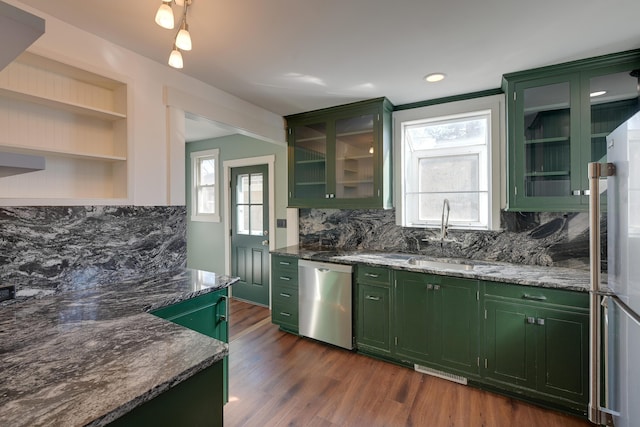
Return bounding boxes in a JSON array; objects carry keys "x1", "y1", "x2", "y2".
[
  {"x1": 286, "y1": 97, "x2": 393, "y2": 209},
  {"x1": 503, "y1": 50, "x2": 640, "y2": 211}
]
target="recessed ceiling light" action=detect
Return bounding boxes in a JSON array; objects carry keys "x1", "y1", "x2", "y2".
[
  {"x1": 424, "y1": 73, "x2": 446, "y2": 83},
  {"x1": 590, "y1": 90, "x2": 607, "y2": 97}
]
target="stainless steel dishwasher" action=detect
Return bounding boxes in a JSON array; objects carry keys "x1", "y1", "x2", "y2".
[{"x1": 298, "y1": 260, "x2": 354, "y2": 350}]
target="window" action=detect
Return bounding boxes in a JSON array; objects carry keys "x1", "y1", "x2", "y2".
[
  {"x1": 191, "y1": 148, "x2": 220, "y2": 222},
  {"x1": 394, "y1": 95, "x2": 504, "y2": 230}
]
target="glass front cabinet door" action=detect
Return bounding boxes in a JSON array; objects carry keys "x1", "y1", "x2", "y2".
[
  {"x1": 504, "y1": 51, "x2": 640, "y2": 211},
  {"x1": 286, "y1": 98, "x2": 393, "y2": 209}
]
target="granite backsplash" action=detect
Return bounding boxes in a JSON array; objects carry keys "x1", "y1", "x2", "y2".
[
  {"x1": 0, "y1": 206, "x2": 187, "y2": 293},
  {"x1": 298, "y1": 208, "x2": 604, "y2": 270}
]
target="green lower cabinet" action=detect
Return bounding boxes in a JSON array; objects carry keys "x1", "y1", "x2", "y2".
[
  {"x1": 151, "y1": 289, "x2": 229, "y2": 404},
  {"x1": 483, "y1": 284, "x2": 589, "y2": 413},
  {"x1": 394, "y1": 271, "x2": 480, "y2": 378},
  {"x1": 108, "y1": 361, "x2": 223, "y2": 427},
  {"x1": 357, "y1": 283, "x2": 391, "y2": 355},
  {"x1": 270, "y1": 255, "x2": 299, "y2": 334}
]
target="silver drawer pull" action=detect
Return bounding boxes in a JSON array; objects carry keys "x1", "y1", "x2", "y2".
[
  {"x1": 279, "y1": 292, "x2": 291, "y2": 298},
  {"x1": 522, "y1": 294, "x2": 547, "y2": 301},
  {"x1": 365, "y1": 295, "x2": 380, "y2": 301},
  {"x1": 279, "y1": 276, "x2": 291, "y2": 281},
  {"x1": 280, "y1": 312, "x2": 291, "y2": 317},
  {"x1": 279, "y1": 261, "x2": 291, "y2": 265},
  {"x1": 365, "y1": 273, "x2": 379, "y2": 278}
]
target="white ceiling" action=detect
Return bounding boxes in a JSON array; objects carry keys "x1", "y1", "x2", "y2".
[{"x1": 15, "y1": 0, "x2": 640, "y2": 140}]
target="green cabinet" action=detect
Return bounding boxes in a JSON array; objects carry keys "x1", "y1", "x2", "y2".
[
  {"x1": 286, "y1": 97, "x2": 393, "y2": 209},
  {"x1": 107, "y1": 361, "x2": 223, "y2": 427},
  {"x1": 394, "y1": 271, "x2": 480, "y2": 378},
  {"x1": 270, "y1": 255, "x2": 299, "y2": 333},
  {"x1": 503, "y1": 50, "x2": 640, "y2": 211},
  {"x1": 151, "y1": 288, "x2": 229, "y2": 404},
  {"x1": 355, "y1": 265, "x2": 392, "y2": 355},
  {"x1": 482, "y1": 282, "x2": 589, "y2": 412}
]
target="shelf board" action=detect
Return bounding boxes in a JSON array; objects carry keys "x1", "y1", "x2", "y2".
[
  {"x1": 524, "y1": 137, "x2": 570, "y2": 145},
  {"x1": 296, "y1": 159, "x2": 326, "y2": 165},
  {"x1": 295, "y1": 135, "x2": 326, "y2": 143},
  {"x1": 336, "y1": 129, "x2": 372, "y2": 138},
  {"x1": 0, "y1": 142, "x2": 126, "y2": 162},
  {"x1": 295, "y1": 181, "x2": 326, "y2": 186},
  {"x1": 0, "y1": 86, "x2": 126, "y2": 121},
  {"x1": 337, "y1": 180, "x2": 374, "y2": 185},
  {"x1": 337, "y1": 155, "x2": 373, "y2": 161},
  {"x1": 525, "y1": 171, "x2": 570, "y2": 177},
  {"x1": 591, "y1": 132, "x2": 610, "y2": 138}
]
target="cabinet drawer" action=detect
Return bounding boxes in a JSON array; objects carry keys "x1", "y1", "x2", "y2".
[
  {"x1": 273, "y1": 286, "x2": 298, "y2": 305},
  {"x1": 357, "y1": 265, "x2": 391, "y2": 286},
  {"x1": 272, "y1": 300, "x2": 299, "y2": 326},
  {"x1": 271, "y1": 255, "x2": 298, "y2": 278},
  {"x1": 484, "y1": 281, "x2": 588, "y2": 309}
]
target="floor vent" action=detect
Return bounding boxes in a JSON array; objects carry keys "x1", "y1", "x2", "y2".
[{"x1": 414, "y1": 364, "x2": 468, "y2": 385}]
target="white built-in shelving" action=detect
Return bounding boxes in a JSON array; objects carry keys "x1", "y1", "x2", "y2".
[{"x1": 0, "y1": 51, "x2": 129, "y2": 204}]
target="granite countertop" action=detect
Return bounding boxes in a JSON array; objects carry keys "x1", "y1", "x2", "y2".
[
  {"x1": 272, "y1": 245, "x2": 596, "y2": 292},
  {"x1": 0, "y1": 268, "x2": 239, "y2": 427}
]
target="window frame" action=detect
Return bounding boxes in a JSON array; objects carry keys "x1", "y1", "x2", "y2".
[
  {"x1": 190, "y1": 148, "x2": 221, "y2": 223},
  {"x1": 393, "y1": 94, "x2": 505, "y2": 231}
]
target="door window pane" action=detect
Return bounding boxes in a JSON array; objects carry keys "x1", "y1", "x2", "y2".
[
  {"x1": 237, "y1": 205, "x2": 249, "y2": 235},
  {"x1": 250, "y1": 174, "x2": 263, "y2": 204},
  {"x1": 237, "y1": 174, "x2": 249, "y2": 204},
  {"x1": 250, "y1": 206, "x2": 263, "y2": 236}
]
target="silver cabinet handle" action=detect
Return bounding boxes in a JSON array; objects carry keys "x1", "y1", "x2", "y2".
[
  {"x1": 280, "y1": 312, "x2": 291, "y2": 317},
  {"x1": 365, "y1": 295, "x2": 380, "y2": 301},
  {"x1": 364, "y1": 273, "x2": 379, "y2": 278},
  {"x1": 537, "y1": 318, "x2": 545, "y2": 326},
  {"x1": 522, "y1": 294, "x2": 547, "y2": 301},
  {"x1": 218, "y1": 295, "x2": 229, "y2": 322},
  {"x1": 526, "y1": 317, "x2": 536, "y2": 324},
  {"x1": 317, "y1": 268, "x2": 330, "y2": 273},
  {"x1": 279, "y1": 276, "x2": 291, "y2": 281},
  {"x1": 433, "y1": 285, "x2": 440, "y2": 291},
  {"x1": 427, "y1": 284, "x2": 434, "y2": 290},
  {"x1": 279, "y1": 292, "x2": 291, "y2": 298},
  {"x1": 279, "y1": 261, "x2": 291, "y2": 266}
]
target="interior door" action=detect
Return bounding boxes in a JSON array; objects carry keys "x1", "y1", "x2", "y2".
[{"x1": 230, "y1": 164, "x2": 270, "y2": 306}]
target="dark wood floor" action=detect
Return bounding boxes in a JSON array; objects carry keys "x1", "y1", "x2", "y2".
[{"x1": 225, "y1": 299, "x2": 591, "y2": 427}]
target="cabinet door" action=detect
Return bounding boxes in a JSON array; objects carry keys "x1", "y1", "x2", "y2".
[
  {"x1": 484, "y1": 299, "x2": 537, "y2": 390},
  {"x1": 394, "y1": 271, "x2": 434, "y2": 364},
  {"x1": 535, "y1": 306, "x2": 589, "y2": 404},
  {"x1": 509, "y1": 75, "x2": 583, "y2": 211},
  {"x1": 357, "y1": 283, "x2": 391, "y2": 354},
  {"x1": 435, "y1": 277, "x2": 479, "y2": 376},
  {"x1": 288, "y1": 120, "x2": 328, "y2": 202},
  {"x1": 334, "y1": 110, "x2": 377, "y2": 201},
  {"x1": 151, "y1": 289, "x2": 229, "y2": 404}
]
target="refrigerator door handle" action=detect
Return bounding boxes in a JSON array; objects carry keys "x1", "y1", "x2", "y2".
[{"x1": 588, "y1": 162, "x2": 616, "y2": 426}]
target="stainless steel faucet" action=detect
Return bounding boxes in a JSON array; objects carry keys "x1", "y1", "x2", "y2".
[{"x1": 441, "y1": 198, "x2": 450, "y2": 242}]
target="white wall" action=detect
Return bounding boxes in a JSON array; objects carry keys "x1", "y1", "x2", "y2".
[{"x1": 6, "y1": 0, "x2": 286, "y2": 206}]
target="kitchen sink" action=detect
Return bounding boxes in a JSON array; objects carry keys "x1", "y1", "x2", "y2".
[{"x1": 406, "y1": 257, "x2": 474, "y2": 271}]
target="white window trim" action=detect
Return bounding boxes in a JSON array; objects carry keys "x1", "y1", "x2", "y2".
[
  {"x1": 191, "y1": 148, "x2": 221, "y2": 223},
  {"x1": 393, "y1": 94, "x2": 506, "y2": 231}
]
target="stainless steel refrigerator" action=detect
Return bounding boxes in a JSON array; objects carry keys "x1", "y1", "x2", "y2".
[{"x1": 589, "y1": 111, "x2": 640, "y2": 426}]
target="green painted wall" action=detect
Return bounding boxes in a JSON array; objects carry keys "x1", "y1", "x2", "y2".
[{"x1": 185, "y1": 134, "x2": 287, "y2": 273}]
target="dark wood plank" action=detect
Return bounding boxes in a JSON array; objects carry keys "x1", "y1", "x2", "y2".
[{"x1": 226, "y1": 300, "x2": 591, "y2": 427}]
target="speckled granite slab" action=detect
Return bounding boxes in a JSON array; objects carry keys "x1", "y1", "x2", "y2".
[
  {"x1": 0, "y1": 206, "x2": 187, "y2": 296},
  {"x1": 0, "y1": 268, "x2": 238, "y2": 427},
  {"x1": 271, "y1": 245, "x2": 596, "y2": 292}
]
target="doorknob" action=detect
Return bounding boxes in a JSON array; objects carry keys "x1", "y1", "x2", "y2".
[{"x1": 262, "y1": 240, "x2": 269, "y2": 246}]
